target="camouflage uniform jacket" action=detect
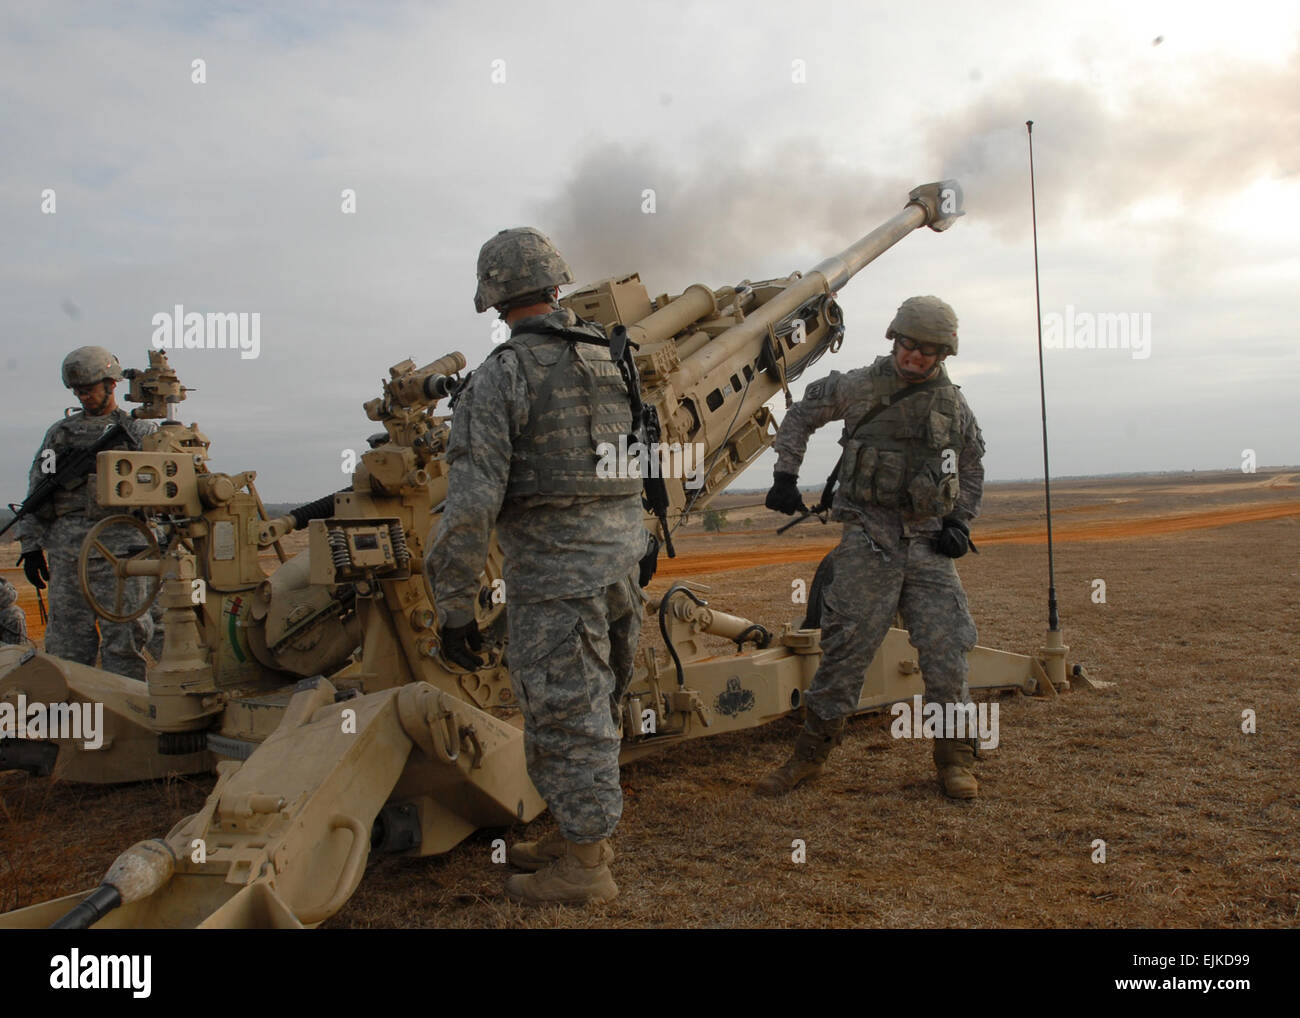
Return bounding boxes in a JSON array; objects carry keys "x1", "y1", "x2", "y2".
[
  {"x1": 428, "y1": 309, "x2": 645, "y2": 629},
  {"x1": 16, "y1": 407, "x2": 157, "y2": 554},
  {"x1": 0, "y1": 579, "x2": 26, "y2": 644},
  {"x1": 773, "y1": 354, "x2": 985, "y2": 556}
]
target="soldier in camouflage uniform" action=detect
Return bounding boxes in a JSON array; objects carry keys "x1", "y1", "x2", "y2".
[
  {"x1": 426, "y1": 228, "x2": 646, "y2": 905},
  {"x1": 0, "y1": 577, "x2": 27, "y2": 645},
  {"x1": 16, "y1": 347, "x2": 157, "y2": 679},
  {"x1": 757, "y1": 296, "x2": 987, "y2": 800}
]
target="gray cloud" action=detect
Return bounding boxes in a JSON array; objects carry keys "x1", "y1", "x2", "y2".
[
  {"x1": 928, "y1": 52, "x2": 1300, "y2": 237},
  {"x1": 541, "y1": 47, "x2": 1300, "y2": 286},
  {"x1": 2, "y1": 5, "x2": 1296, "y2": 496},
  {"x1": 539, "y1": 141, "x2": 914, "y2": 295}
]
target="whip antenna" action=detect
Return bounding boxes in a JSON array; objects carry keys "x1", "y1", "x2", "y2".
[
  {"x1": 1027, "y1": 119, "x2": 1071, "y2": 694},
  {"x1": 1027, "y1": 120, "x2": 1059, "y2": 632}
]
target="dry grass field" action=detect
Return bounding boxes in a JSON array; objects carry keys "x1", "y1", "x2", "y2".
[{"x1": 2, "y1": 468, "x2": 1298, "y2": 927}]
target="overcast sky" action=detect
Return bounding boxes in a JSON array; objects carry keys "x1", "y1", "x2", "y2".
[{"x1": 3, "y1": 0, "x2": 1297, "y2": 501}]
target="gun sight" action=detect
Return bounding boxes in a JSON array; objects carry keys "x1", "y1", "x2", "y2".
[
  {"x1": 124, "y1": 350, "x2": 191, "y2": 420},
  {"x1": 365, "y1": 352, "x2": 467, "y2": 420}
]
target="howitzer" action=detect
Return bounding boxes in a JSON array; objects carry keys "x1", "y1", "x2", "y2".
[
  {"x1": 0, "y1": 180, "x2": 1083, "y2": 930},
  {"x1": 1, "y1": 351, "x2": 367, "y2": 782},
  {"x1": 1, "y1": 421, "x2": 139, "y2": 540},
  {"x1": 560, "y1": 181, "x2": 964, "y2": 528}
]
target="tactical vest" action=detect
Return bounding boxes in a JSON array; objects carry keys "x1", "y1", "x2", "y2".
[
  {"x1": 40, "y1": 409, "x2": 148, "y2": 520},
  {"x1": 838, "y1": 363, "x2": 965, "y2": 518},
  {"x1": 498, "y1": 319, "x2": 643, "y2": 499}
]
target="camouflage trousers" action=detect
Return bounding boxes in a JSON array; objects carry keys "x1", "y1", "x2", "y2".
[
  {"x1": 506, "y1": 569, "x2": 642, "y2": 843},
  {"x1": 146, "y1": 600, "x2": 165, "y2": 662},
  {"x1": 44, "y1": 542, "x2": 153, "y2": 681},
  {"x1": 803, "y1": 527, "x2": 977, "y2": 722}
]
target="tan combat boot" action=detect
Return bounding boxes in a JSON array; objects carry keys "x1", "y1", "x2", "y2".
[
  {"x1": 504, "y1": 838, "x2": 618, "y2": 906},
  {"x1": 509, "y1": 829, "x2": 614, "y2": 872},
  {"x1": 754, "y1": 712, "x2": 845, "y2": 797},
  {"x1": 933, "y1": 737, "x2": 979, "y2": 799}
]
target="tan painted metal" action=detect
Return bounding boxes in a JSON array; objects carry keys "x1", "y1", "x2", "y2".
[{"x1": 0, "y1": 181, "x2": 1087, "y2": 928}]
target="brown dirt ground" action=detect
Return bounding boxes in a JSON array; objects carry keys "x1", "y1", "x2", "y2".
[{"x1": 2, "y1": 469, "x2": 1298, "y2": 928}]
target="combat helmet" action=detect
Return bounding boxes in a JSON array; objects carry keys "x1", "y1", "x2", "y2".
[
  {"x1": 886, "y1": 296, "x2": 959, "y2": 356},
  {"x1": 62, "y1": 346, "x2": 124, "y2": 388},
  {"x1": 474, "y1": 227, "x2": 574, "y2": 313}
]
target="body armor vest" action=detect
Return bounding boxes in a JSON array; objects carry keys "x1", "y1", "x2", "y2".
[
  {"x1": 40, "y1": 409, "x2": 147, "y2": 520},
  {"x1": 838, "y1": 362, "x2": 965, "y2": 518},
  {"x1": 498, "y1": 318, "x2": 643, "y2": 499}
]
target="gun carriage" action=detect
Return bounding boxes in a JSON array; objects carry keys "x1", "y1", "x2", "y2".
[{"x1": 0, "y1": 181, "x2": 1077, "y2": 928}]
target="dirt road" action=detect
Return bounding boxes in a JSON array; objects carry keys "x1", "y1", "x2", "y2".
[{"x1": 654, "y1": 499, "x2": 1300, "y2": 579}]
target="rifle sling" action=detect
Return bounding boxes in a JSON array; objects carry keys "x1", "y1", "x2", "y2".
[{"x1": 815, "y1": 376, "x2": 946, "y2": 510}]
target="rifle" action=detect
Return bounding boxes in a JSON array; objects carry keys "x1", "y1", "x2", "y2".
[
  {"x1": 611, "y1": 325, "x2": 675, "y2": 559},
  {"x1": 1, "y1": 421, "x2": 139, "y2": 539}
]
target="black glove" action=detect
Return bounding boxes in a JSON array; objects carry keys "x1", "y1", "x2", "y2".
[
  {"x1": 933, "y1": 517, "x2": 976, "y2": 558},
  {"x1": 440, "y1": 620, "x2": 484, "y2": 670},
  {"x1": 638, "y1": 532, "x2": 661, "y2": 588},
  {"x1": 765, "y1": 471, "x2": 806, "y2": 516},
  {"x1": 18, "y1": 549, "x2": 49, "y2": 590}
]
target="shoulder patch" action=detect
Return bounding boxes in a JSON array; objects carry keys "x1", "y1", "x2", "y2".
[{"x1": 805, "y1": 379, "x2": 827, "y2": 401}]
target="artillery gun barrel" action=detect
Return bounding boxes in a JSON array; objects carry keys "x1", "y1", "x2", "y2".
[
  {"x1": 810, "y1": 197, "x2": 935, "y2": 292},
  {"x1": 673, "y1": 182, "x2": 959, "y2": 397}
]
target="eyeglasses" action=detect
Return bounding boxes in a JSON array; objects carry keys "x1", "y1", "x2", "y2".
[
  {"x1": 892, "y1": 333, "x2": 945, "y2": 358},
  {"x1": 72, "y1": 384, "x2": 102, "y2": 396}
]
